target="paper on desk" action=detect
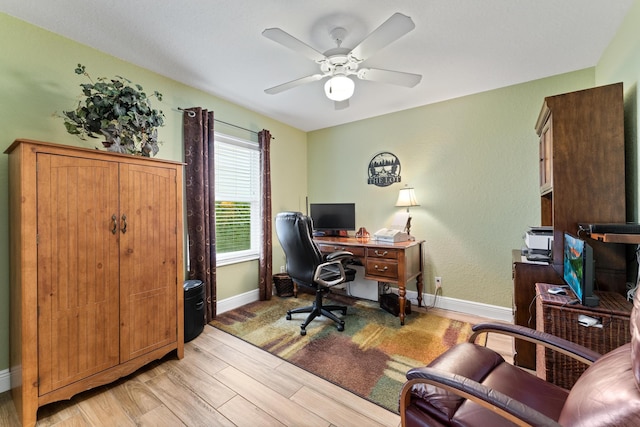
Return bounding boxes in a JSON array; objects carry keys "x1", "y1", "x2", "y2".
[{"x1": 391, "y1": 212, "x2": 410, "y2": 232}]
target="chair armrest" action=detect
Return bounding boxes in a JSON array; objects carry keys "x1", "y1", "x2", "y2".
[
  {"x1": 325, "y1": 250, "x2": 353, "y2": 262},
  {"x1": 470, "y1": 323, "x2": 602, "y2": 365},
  {"x1": 313, "y1": 259, "x2": 348, "y2": 287},
  {"x1": 401, "y1": 367, "x2": 561, "y2": 427}
]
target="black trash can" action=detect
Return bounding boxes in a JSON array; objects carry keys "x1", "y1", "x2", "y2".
[{"x1": 184, "y1": 279, "x2": 205, "y2": 342}]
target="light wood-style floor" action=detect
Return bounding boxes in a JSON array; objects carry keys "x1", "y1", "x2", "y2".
[{"x1": 0, "y1": 305, "x2": 513, "y2": 427}]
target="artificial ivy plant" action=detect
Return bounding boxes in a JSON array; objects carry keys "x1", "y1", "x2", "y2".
[{"x1": 62, "y1": 64, "x2": 165, "y2": 157}]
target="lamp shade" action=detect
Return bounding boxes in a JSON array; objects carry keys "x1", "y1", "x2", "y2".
[
  {"x1": 395, "y1": 187, "x2": 419, "y2": 207},
  {"x1": 324, "y1": 75, "x2": 355, "y2": 101}
]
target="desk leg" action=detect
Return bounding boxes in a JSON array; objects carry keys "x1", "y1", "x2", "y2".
[{"x1": 399, "y1": 283, "x2": 406, "y2": 325}]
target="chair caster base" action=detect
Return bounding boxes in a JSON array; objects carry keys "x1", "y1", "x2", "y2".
[{"x1": 286, "y1": 303, "x2": 347, "y2": 336}]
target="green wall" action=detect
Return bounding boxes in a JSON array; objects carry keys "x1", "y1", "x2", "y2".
[
  {"x1": 597, "y1": 0, "x2": 640, "y2": 222},
  {"x1": 0, "y1": 14, "x2": 307, "y2": 372},
  {"x1": 308, "y1": 70, "x2": 595, "y2": 308}
]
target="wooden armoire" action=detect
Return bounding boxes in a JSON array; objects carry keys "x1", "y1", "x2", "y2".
[{"x1": 6, "y1": 139, "x2": 185, "y2": 427}]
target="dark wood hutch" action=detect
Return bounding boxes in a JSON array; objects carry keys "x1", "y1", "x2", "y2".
[{"x1": 512, "y1": 83, "x2": 627, "y2": 369}]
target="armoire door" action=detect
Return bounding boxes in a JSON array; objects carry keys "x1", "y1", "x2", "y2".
[
  {"x1": 118, "y1": 162, "x2": 179, "y2": 362},
  {"x1": 37, "y1": 153, "x2": 120, "y2": 395}
]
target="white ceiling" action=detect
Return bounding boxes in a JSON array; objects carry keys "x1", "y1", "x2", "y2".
[{"x1": 1, "y1": 1, "x2": 634, "y2": 132}]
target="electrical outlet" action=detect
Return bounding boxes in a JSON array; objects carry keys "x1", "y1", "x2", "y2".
[
  {"x1": 280, "y1": 265, "x2": 286, "y2": 273},
  {"x1": 435, "y1": 276, "x2": 442, "y2": 289}
]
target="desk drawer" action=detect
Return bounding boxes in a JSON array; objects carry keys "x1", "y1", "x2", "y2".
[
  {"x1": 366, "y1": 259, "x2": 398, "y2": 279},
  {"x1": 366, "y1": 247, "x2": 399, "y2": 260},
  {"x1": 317, "y1": 244, "x2": 365, "y2": 258}
]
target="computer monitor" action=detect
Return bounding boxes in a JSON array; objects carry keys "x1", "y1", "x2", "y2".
[
  {"x1": 563, "y1": 232, "x2": 598, "y2": 307},
  {"x1": 309, "y1": 203, "x2": 355, "y2": 236}
]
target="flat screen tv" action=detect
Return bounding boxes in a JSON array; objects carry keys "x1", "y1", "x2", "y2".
[
  {"x1": 309, "y1": 203, "x2": 355, "y2": 236},
  {"x1": 563, "y1": 232, "x2": 599, "y2": 307}
]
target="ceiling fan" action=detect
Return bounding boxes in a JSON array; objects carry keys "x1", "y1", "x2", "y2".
[{"x1": 262, "y1": 13, "x2": 422, "y2": 109}]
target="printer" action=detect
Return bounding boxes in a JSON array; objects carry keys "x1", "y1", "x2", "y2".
[{"x1": 522, "y1": 226, "x2": 552, "y2": 262}]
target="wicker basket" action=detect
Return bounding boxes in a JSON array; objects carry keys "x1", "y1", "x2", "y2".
[
  {"x1": 273, "y1": 273, "x2": 295, "y2": 297},
  {"x1": 536, "y1": 284, "x2": 632, "y2": 389}
]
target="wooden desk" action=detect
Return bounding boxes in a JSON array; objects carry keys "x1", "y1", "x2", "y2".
[
  {"x1": 535, "y1": 282, "x2": 632, "y2": 389},
  {"x1": 314, "y1": 236, "x2": 424, "y2": 325}
]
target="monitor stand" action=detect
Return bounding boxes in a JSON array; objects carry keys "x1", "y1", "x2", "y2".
[{"x1": 313, "y1": 229, "x2": 349, "y2": 237}]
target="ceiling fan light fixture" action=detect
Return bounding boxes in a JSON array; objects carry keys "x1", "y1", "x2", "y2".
[{"x1": 324, "y1": 75, "x2": 354, "y2": 101}]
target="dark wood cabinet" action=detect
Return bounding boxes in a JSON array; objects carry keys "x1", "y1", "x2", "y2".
[
  {"x1": 512, "y1": 251, "x2": 563, "y2": 369},
  {"x1": 513, "y1": 83, "x2": 627, "y2": 368},
  {"x1": 534, "y1": 83, "x2": 626, "y2": 293}
]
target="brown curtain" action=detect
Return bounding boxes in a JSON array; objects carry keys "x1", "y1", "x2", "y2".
[
  {"x1": 259, "y1": 129, "x2": 273, "y2": 300},
  {"x1": 183, "y1": 108, "x2": 217, "y2": 321}
]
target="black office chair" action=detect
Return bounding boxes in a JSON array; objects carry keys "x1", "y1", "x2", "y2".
[{"x1": 275, "y1": 211, "x2": 356, "y2": 335}]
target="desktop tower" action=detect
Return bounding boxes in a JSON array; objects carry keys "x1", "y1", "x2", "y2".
[{"x1": 347, "y1": 265, "x2": 380, "y2": 301}]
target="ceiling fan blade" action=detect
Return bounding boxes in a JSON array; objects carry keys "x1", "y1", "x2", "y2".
[
  {"x1": 349, "y1": 13, "x2": 415, "y2": 62},
  {"x1": 357, "y1": 68, "x2": 422, "y2": 87},
  {"x1": 334, "y1": 99, "x2": 349, "y2": 110},
  {"x1": 264, "y1": 74, "x2": 325, "y2": 94},
  {"x1": 262, "y1": 28, "x2": 326, "y2": 62}
]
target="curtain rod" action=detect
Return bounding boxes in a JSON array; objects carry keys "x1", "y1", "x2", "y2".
[{"x1": 178, "y1": 107, "x2": 274, "y2": 140}]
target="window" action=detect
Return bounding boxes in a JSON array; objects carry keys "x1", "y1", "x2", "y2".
[{"x1": 215, "y1": 132, "x2": 261, "y2": 265}]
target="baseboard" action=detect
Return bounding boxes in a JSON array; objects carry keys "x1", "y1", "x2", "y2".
[
  {"x1": 216, "y1": 288, "x2": 260, "y2": 314},
  {"x1": 0, "y1": 368, "x2": 10, "y2": 393},
  {"x1": 215, "y1": 287, "x2": 512, "y2": 322},
  {"x1": 406, "y1": 290, "x2": 512, "y2": 322}
]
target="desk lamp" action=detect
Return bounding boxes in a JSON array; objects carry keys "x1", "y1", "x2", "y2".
[{"x1": 395, "y1": 186, "x2": 419, "y2": 235}]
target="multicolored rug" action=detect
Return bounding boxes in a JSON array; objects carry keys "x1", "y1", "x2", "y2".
[{"x1": 210, "y1": 293, "x2": 482, "y2": 413}]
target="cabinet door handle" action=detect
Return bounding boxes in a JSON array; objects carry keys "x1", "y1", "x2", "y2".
[
  {"x1": 111, "y1": 214, "x2": 118, "y2": 235},
  {"x1": 121, "y1": 214, "x2": 128, "y2": 234},
  {"x1": 374, "y1": 265, "x2": 388, "y2": 272},
  {"x1": 374, "y1": 250, "x2": 388, "y2": 256}
]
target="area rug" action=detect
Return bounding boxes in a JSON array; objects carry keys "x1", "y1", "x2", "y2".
[{"x1": 210, "y1": 293, "x2": 483, "y2": 413}]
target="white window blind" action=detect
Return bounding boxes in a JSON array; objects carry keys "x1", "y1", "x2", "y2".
[{"x1": 215, "y1": 132, "x2": 260, "y2": 265}]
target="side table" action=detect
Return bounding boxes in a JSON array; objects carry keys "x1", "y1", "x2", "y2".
[{"x1": 535, "y1": 282, "x2": 632, "y2": 389}]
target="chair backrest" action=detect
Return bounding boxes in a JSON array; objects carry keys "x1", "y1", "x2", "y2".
[{"x1": 275, "y1": 212, "x2": 323, "y2": 288}]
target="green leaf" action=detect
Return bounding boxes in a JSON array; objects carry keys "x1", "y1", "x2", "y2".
[
  {"x1": 63, "y1": 122, "x2": 80, "y2": 134},
  {"x1": 113, "y1": 103, "x2": 126, "y2": 117}
]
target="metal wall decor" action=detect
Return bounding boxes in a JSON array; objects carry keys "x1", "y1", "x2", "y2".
[{"x1": 367, "y1": 151, "x2": 401, "y2": 187}]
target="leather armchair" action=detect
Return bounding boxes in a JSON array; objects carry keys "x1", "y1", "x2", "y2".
[
  {"x1": 275, "y1": 211, "x2": 355, "y2": 336},
  {"x1": 400, "y1": 290, "x2": 640, "y2": 426}
]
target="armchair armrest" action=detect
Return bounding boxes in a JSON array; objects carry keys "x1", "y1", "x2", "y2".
[
  {"x1": 469, "y1": 323, "x2": 601, "y2": 365},
  {"x1": 401, "y1": 367, "x2": 561, "y2": 427}
]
